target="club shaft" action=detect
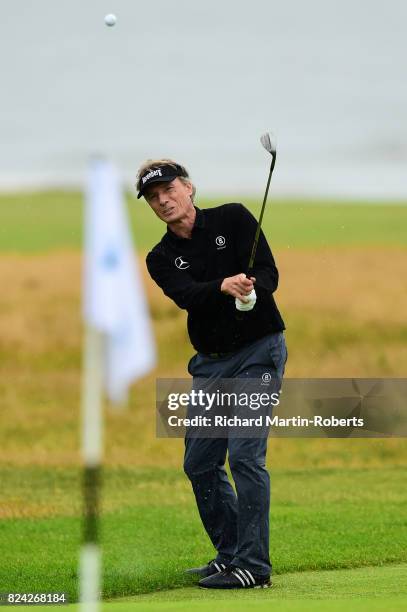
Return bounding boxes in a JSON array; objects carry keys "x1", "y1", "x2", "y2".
[{"x1": 247, "y1": 152, "x2": 276, "y2": 275}]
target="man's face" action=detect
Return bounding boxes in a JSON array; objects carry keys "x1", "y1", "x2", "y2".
[{"x1": 144, "y1": 178, "x2": 194, "y2": 223}]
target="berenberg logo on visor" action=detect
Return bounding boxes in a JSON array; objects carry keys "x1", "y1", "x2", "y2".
[{"x1": 142, "y1": 168, "x2": 163, "y2": 184}]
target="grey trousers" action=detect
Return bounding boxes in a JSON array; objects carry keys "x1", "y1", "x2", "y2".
[{"x1": 184, "y1": 332, "x2": 287, "y2": 577}]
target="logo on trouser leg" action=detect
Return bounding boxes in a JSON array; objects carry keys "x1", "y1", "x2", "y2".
[{"x1": 262, "y1": 373, "x2": 272, "y2": 384}]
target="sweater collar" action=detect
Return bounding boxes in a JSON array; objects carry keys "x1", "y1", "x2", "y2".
[{"x1": 166, "y1": 206, "x2": 205, "y2": 241}]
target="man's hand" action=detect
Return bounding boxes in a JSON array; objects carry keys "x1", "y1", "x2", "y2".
[{"x1": 221, "y1": 273, "x2": 256, "y2": 300}]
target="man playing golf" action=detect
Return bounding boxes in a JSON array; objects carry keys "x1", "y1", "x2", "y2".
[{"x1": 137, "y1": 157, "x2": 287, "y2": 589}]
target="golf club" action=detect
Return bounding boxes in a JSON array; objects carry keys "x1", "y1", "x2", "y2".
[{"x1": 247, "y1": 132, "x2": 277, "y2": 276}]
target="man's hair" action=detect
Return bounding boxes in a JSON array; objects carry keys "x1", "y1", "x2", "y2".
[{"x1": 136, "y1": 158, "x2": 196, "y2": 201}]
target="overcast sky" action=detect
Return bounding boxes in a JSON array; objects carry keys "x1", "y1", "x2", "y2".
[{"x1": 1, "y1": 0, "x2": 406, "y2": 198}]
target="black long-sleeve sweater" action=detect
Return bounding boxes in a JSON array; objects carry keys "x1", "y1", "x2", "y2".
[{"x1": 146, "y1": 203, "x2": 285, "y2": 354}]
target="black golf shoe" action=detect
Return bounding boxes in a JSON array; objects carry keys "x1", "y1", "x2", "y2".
[
  {"x1": 199, "y1": 565, "x2": 271, "y2": 589},
  {"x1": 185, "y1": 559, "x2": 227, "y2": 578}
]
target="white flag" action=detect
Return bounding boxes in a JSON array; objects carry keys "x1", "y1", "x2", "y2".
[{"x1": 83, "y1": 157, "x2": 156, "y2": 403}]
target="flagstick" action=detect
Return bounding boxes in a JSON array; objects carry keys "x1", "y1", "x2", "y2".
[
  {"x1": 80, "y1": 156, "x2": 156, "y2": 608},
  {"x1": 80, "y1": 326, "x2": 104, "y2": 612}
]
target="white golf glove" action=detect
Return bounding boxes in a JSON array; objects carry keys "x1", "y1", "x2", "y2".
[{"x1": 235, "y1": 288, "x2": 257, "y2": 311}]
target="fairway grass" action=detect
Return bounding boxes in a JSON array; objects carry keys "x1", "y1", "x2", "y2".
[
  {"x1": 1, "y1": 466, "x2": 406, "y2": 602},
  {"x1": 1, "y1": 192, "x2": 407, "y2": 252}
]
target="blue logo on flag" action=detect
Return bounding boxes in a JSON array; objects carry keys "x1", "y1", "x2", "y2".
[{"x1": 101, "y1": 248, "x2": 120, "y2": 270}]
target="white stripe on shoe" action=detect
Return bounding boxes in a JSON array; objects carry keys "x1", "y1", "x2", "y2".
[
  {"x1": 244, "y1": 569, "x2": 256, "y2": 585},
  {"x1": 236, "y1": 569, "x2": 251, "y2": 586},
  {"x1": 214, "y1": 562, "x2": 221, "y2": 572},
  {"x1": 220, "y1": 563, "x2": 226, "y2": 569},
  {"x1": 232, "y1": 571, "x2": 247, "y2": 587}
]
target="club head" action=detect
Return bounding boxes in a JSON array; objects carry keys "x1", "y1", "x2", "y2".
[{"x1": 260, "y1": 132, "x2": 277, "y2": 156}]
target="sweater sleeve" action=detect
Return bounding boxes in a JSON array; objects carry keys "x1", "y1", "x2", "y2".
[
  {"x1": 146, "y1": 249, "x2": 224, "y2": 311},
  {"x1": 231, "y1": 203, "x2": 279, "y2": 293}
]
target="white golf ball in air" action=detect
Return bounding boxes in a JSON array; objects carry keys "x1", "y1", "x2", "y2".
[{"x1": 104, "y1": 14, "x2": 117, "y2": 27}]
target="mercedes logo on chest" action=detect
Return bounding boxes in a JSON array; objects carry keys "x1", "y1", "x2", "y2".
[{"x1": 175, "y1": 256, "x2": 190, "y2": 270}]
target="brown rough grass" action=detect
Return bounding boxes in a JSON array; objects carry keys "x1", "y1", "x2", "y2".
[
  {"x1": 279, "y1": 247, "x2": 407, "y2": 323},
  {"x1": 0, "y1": 248, "x2": 406, "y2": 469}
]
